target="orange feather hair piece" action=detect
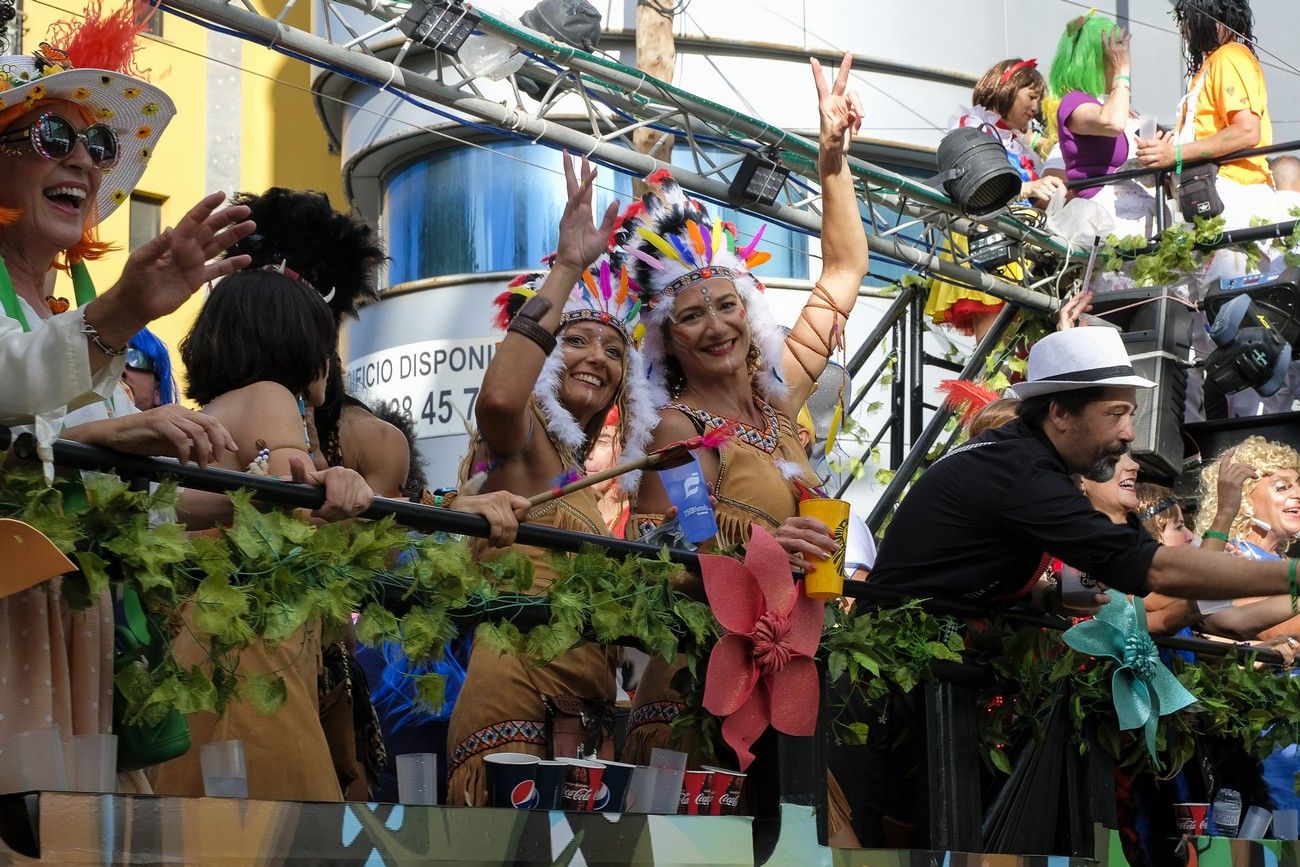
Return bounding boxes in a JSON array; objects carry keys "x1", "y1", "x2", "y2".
[
  {"x1": 48, "y1": 0, "x2": 155, "y2": 76},
  {"x1": 936, "y1": 379, "x2": 1001, "y2": 423}
]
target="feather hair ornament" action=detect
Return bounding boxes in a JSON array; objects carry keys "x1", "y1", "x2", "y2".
[
  {"x1": 614, "y1": 169, "x2": 787, "y2": 402},
  {"x1": 484, "y1": 251, "x2": 662, "y2": 493},
  {"x1": 936, "y1": 379, "x2": 1002, "y2": 424}
]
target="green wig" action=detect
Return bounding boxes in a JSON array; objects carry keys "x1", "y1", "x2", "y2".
[{"x1": 1049, "y1": 13, "x2": 1117, "y2": 99}]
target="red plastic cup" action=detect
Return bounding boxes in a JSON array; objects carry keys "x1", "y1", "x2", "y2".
[
  {"x1": 703, "y1": 766, "x2": 745, "y2": 816},
  {"x1": 1175, "y1": 803, "x2": 1210, "y2": 835},
  {"x1": 677, "y1": 769, "x2": 712, "y2": 815},
  {"x1": 559, "y1": 759, "x2": 605, "y2": 812}
]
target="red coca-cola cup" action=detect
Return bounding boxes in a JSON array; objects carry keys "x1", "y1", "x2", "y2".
[
  {"x1": 1175, "y1": 803, "x2": 1210, "y2": 835},
  {"x1": 558, "y1": 759, "x2": 605, "y2": 812},
  {"x1": 677, "y1": 770, "x2": 712, "y2": 815},
  {"x1": 702, "y1": 766, "x2": 745, "y2": 816}
]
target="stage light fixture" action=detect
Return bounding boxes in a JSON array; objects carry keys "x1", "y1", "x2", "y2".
[
  {"x1": 729, "y1": 149, "x2": 790, "y2": 206},
  {"x1": 967, "y1": 226, "x2": 1018, "y2": 270},
  {"x1": 929, "y1": 126, "x2": 1021, "y2": 218},
  {"x1": 398, "y1": 0, "x2": 480, "y2": 55},
  {"x1": 1204, "y1": 294, "x2": 1292, "y2": 398},
  {"x1": 520, "y1": 0, "x2": 603, "y2": 52}
]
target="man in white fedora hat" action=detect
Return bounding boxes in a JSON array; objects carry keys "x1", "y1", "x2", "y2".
[{"x1": 868, "y1": 327, "x2": 1300, "y2": 607}]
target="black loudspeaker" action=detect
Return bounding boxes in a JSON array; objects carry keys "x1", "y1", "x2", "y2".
[{"x1": 1089, "y1": 287, "x2": 1195, "y2": 482}]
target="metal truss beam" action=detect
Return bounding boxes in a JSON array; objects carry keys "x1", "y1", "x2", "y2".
[{"x1": 163, "y1": 0, "x2": 1066, "y2": 313}]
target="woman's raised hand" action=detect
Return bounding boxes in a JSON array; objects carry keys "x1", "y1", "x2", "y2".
[
  {"x1": 1055, "y1": 289, "x2": 1094, "y2": 331},
  {"x1": 811, "y1": 52, "x2": 863, "y2": 160},
  {"x1": 1215, "y1": 447, "x2": 1258, "y2": 522},
  {"x1": 110, "y1": 192, "x2": 256, "y2": 323},
  {"x1": 1102, "y1": 26, "x2": 1132, "y2": 74},
  {"x1": 553, "y1": 153, "x2": 620, "y2": 273}
]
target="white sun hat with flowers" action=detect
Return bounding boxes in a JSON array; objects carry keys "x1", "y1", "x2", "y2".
[{"x1": 0, "y1": 0, "x2": 177, "y2": 224}]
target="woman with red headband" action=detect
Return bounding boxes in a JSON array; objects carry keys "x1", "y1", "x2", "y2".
[{"x1": 926, "y1": 58, "x2": 1065, "y2": 339}]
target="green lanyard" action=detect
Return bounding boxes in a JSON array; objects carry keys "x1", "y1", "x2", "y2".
[
  {"x1": 0, "y1": 253, "x2": 98, "y2": 333},
  {"x1": 0, "y1": 254, "x2": 102, "y2": 508}
]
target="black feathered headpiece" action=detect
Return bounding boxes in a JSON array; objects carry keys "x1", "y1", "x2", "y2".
[{"x1": 226, "y1": 187, "x2": 387, "y2": 322}]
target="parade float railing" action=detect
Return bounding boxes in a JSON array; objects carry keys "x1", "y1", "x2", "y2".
[{"x1": 2, "y1": 429, "x2": 1293, "y2": 865}]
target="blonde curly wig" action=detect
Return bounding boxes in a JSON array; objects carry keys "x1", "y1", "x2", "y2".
[{"x1": 1195, "y1": 435, "x2": 1300, "y2": 540}]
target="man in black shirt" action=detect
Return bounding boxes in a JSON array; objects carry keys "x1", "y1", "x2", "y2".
[{"x1": 870, "y1": 327, "x2": 1298, "y2": 605}]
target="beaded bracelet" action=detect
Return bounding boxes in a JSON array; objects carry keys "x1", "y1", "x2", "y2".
[
  {"x1": 1290, "y1": 559, "x2": 1298, "y2": 616},
  {"x1": 1202, "y1": 529, "x2": 1230, "y2": 542}
]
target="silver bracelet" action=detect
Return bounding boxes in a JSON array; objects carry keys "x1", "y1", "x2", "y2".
[{"x1": 81, "y1": 320, "x2": 127, "y2": 357}]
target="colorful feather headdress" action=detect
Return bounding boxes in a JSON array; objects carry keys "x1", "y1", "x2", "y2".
[
  {"x1": 615, "y1": 169, "x2": 787, "y2": 401},
  {"x1": 489, "y1": 252, "x2": 661, "y2": 491}
]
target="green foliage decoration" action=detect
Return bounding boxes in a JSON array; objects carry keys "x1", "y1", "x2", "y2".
[
  {"x1": 0, "y1": 470, "x2": 704, "y2": 728},
  {"x1": 8, "y1": 469, "x2": 1298, "y2": 790}
]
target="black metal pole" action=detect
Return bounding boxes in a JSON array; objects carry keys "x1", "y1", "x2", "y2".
[
  {"x1": 865, "y1": 303, "x2": 1018, "y2": 533},
  {"x1": 7, "y1": 433, "x2": 701, "y2": 567},
  {"x1": 843, "y1": 283, "x2": 918, "y2": 378},
  {"x1": 1065, "y1": 138, "x2": 1300, "y2": 193}
]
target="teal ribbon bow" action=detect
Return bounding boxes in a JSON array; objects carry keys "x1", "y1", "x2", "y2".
[{"x1": 1062, "y1": 590, "x2": 1197, "y2": 764}]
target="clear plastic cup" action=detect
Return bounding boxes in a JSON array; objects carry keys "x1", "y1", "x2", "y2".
[
  {"x1": 1273, "y1": 809, "x2": 1298, "y2": 840},
  {"x1": 396, "y1": 752, "x2": 439, "y2": 806},
  {"x1": 199, "y1": 739, "x2": 248, "y2": 799},
  {"x1": 15, "y1": 727, "x2": 68, "y2": 792},
  {"x1": 622, "y1": 765, "x2": 658, "y2": 813},
  {"x1": 1137, "y1": 115, "x2": 1158, "y2": 142},
  {"x1": 649, "y1": 747, "x2": 687, "y2": 815},
  {"x1": 657, "y1": 455, "x2": 718, "y2": 543},
  {"x1": 71, "y1": 733, "x2": 118, "y2": 793},
  {"x1": 1239, "y1": 805, "x2": 1272, "y2": 839}
]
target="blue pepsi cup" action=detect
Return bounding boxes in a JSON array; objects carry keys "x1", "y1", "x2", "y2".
[
  {"x1": 534, "y1": 760, "x2": 566, "y2": 810},
  {"x1": 657, "y1": 454, "x2": 718, "y2": 543},
  {"x1": 484, "y1": 752, "x2": 541, "y2": 809}
]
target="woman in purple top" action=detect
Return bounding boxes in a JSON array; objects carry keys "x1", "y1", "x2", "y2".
[{"x1": 1048, "y1": 12, "x2": 1169, "y2": 239}]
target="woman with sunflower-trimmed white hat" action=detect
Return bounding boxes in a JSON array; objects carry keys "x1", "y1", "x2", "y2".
[{"x1": 0, "y1": 1, "x2": 255, "y2": 792}]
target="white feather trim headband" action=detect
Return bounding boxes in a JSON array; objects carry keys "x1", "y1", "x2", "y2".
[
  {"x1": 492, "y1": 258, "x2": 661, "y2": 491},
  {"x1": 615, "y1": 169, "x2": 788, "y2": 402}
]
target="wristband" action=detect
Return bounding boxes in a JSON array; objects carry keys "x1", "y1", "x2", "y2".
[
  {"x1": 1289, "y1": 558, "x2": 1298, "y2": 616},
  {"x1": 1111, "y1": 74, "x2": 1131, "y2": 88},
  {"x1": 1202, "y1": 529, "x2": 1230, "y2": 542},
  {"x1": 1175, "y1": 141, "x2": 1183, "y2": 175},
  {"x1": 507, "y1": 316, "x2": 558, "y2": 355},
  {"x1": 81, "y1": 320, "x2": 127, "y2": 357}
]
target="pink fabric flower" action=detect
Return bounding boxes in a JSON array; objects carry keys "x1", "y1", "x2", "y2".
[{"x1": 700, "y1": 524, "x2": 825, "y2": 770}]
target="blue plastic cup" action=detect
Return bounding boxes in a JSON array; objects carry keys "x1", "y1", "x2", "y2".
[{"x1": 657, "y1": 454, "x2": 718, "y2": 543}]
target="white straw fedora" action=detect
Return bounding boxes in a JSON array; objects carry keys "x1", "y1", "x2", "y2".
[{"x1": 1009, "y1": 328, "x2": 1155, "y2": 399}]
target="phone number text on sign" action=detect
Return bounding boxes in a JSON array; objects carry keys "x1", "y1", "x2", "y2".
[{"x1": 346, "y1": 337, "x2": 497, "y2": 438}]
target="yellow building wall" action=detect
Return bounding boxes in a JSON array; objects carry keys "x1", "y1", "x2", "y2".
[{"x1": 22, "y1": 0, "x2": 343, "y2": 404}]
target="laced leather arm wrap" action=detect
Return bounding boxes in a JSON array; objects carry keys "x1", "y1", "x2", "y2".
[{"x1": 786, "y1": 281, "x2": 854, "y2": 384}]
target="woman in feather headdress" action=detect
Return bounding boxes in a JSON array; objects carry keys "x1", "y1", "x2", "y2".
[
  {"x1": 616, "y1": 54, "x2": 869, "y2": 846},
  {"x1": 443, "y1": 153, "x2": 659, "y2": 806}
]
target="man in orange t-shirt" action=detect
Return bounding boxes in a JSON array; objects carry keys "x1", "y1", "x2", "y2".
[{"x1": 1136, "y1": 0, "x2": 1274, "y2": 194}]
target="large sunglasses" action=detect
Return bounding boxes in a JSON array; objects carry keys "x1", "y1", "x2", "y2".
[{"x1": 0, "y1": 112, "x2": 119, "y2": 169}]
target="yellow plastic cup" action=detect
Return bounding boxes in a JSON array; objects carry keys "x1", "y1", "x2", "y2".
[{"x1": 797, "y1": 498, "x2": 850, "y2": 599}]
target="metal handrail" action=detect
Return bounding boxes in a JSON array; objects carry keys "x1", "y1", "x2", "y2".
[
  {"x1": 2, "y1": 427, "x2": 1278, "y2": 663},
  {"x1": 1064, "y1": 136, "x2": 1300, "y2": 193}
]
